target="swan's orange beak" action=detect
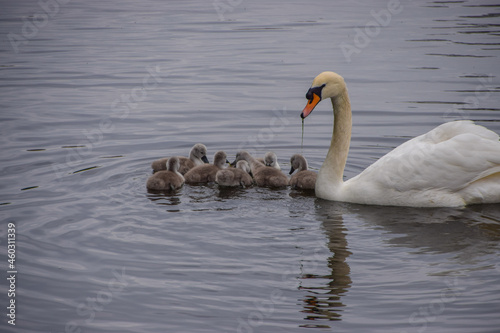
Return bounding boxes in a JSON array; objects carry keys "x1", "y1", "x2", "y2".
[{"x1": 301, "y1": 93, "x2": 320, "y2": 119}]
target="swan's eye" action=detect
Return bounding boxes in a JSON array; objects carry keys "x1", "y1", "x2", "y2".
[
  {"x1": 306, "y1": 84, "x2": 326, "y2": 102},
  {"x1": 306, "y1": 89, "x2": 313, "y2": 101}
]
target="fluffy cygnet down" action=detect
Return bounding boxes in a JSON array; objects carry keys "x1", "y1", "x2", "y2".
[
  {"x1": 256, "y1": 152, "x2": 280, "y2": 170},
  {"x1": 215, "y1": 160, "x2": 253, "y2": 187},
  {"x1": 184, "y1": 151, "x2": 229, "y2": 184},
  {"x1": 289, "y1": 154, "x2": 317, "y2": 190},
  {"x1": 151, "y1": 143, "x2": 209, "y2": 174},
  {"x1": 263, "y1": 151, "x2": 281, "y2": 170},
  {"x1": 233, "y1": 151, "x2": 288, "y2": 188},
  {"x1": 146, "y1": 157, "x2": 185, "y2": 191}
]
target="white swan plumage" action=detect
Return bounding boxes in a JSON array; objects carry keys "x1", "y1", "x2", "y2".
[{"x1": 301, "y1": 71, "x2": 500, "y2": 207}]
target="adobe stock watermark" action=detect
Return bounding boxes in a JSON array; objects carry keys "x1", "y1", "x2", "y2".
[
  {"x1": 380, "y1": 74, "x2": 496, "y2": 189},
  {"x1": 443, "y1": 74, "x2": 496, "y2": 120},
  {"x1": 339, "y1": 0, "x2": 403, "y2": 63},
  {"x1": 64, "y1": 267, "x2": 129, "y2": 333},
  {"x1": 236, "y1": 289, "x2": 286, "y2": 333},
  {"x1": 7, "y1": 0, "x2": 71, "y2": 54},
  {"x1": 213, "y1": 0, "x2": 243, "y2": 21},
  {"x1": 237, "y1": 106, "x2": 289, "y2": 157},
  {"x1": 402, "y1": 276, "x2": 464, "y2": 333},
  {"x1": 379, "y1": 119, "x2": 463, "y2": 186},
  {"x1": 51, "y1": 65, "x2": 164, "y2": 179},
  {"x1": 236, "y1": 244, "x2": 328, "y2": 333}
]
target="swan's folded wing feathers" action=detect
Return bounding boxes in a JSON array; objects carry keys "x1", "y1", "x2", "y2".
[
  {"x1": 353, "y1": 124, "x2": 500, "y2": 195},
  {"x1": 423, "y1": 120, "x2": 499, "y2": 144}
]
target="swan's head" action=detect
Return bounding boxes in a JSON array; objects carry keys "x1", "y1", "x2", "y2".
[
  {"x1": 167, "y1": 156, "x2": 181, "y2": 172},
  {"x1": 301, "y1": 71, "x2": 346, "y2": 119},
  {"x1": 213, "y1": 151, "x2": 229, "y2": 168},
  {"x1": 264, "y1": 152, "x2": 278, "y2": 167},
  {"x1": 236, "y1": 160, "x2": 251, "y2": 173},
  {"x1": 231, "y1": 150, "x2": 251, "y2": 166},
  {"x1": 289, "y1": 154, "x2": 308, "y2": 174},
  {"x1": 191, "y1": 143, "x2": 209, "y2": 163}
]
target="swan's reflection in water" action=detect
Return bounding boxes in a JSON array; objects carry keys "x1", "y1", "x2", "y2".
[
  {"x1": 299, "y1": 200, "x2": 500, "y2": 328},
  {"x1": 299, "y1": 202, "x2": 352, "y2": 326},
  {"x1": 350, "y1": 203, "x2": 500, "y2": 254},
  {"x1": 146, "y1": 190, "x2": 182, "y2": 206}
]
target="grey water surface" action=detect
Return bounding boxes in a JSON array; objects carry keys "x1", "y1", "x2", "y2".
[{"x1": 1, "y1": 0, "x2": 500, "y2": 332}]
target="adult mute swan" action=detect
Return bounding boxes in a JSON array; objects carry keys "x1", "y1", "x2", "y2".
[{"x1": 301, "y1": 71, "x2": 500, "y2": 207}]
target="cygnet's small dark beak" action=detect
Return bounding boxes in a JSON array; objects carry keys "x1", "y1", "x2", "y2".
[
  {"x1": 202, "y1": 155, "x2": 209, "y2": 164},
  {"x1": 229, "y1": 160, "x2": 237, "y2": 167},
  {"x1": 289, "y1": 167, "x2": 295, "y2": 175}
]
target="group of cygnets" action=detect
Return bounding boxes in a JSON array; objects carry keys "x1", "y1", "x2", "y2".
[{"x1": 146, "y1": 143, "x2": 317, "y2": 192}]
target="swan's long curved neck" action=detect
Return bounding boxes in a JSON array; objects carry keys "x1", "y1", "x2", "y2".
[{"x1": 318, "y1": 88, "x2": 352, "y2": 190}]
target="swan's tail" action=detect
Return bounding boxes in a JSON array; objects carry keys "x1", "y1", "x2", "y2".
[{"x1": 461, "y1": 171, "x2": 500, "y2": 204}]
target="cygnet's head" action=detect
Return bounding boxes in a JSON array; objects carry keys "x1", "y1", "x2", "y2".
[
  {"x1": 301, "y1": 71, "x2": 347, "y2": 119},
  {"x1": 213, "y1": 151, "x2": 229, "y2": 168},
  {"x1": 167, "y1": 156, "x2": 181, "y2": 172},
  {"x1": 264, "y1": 152, "x2": 279, "y2": 168},
  {"x1": 289, "y1": 154, "x2": 308, "y2": 175},
  {"x1": 236, "y1": 160, "x2": 251, "y2": 173},
  {"x1": 232, "y1": 150, "x2": 251, "y2": 165},
  {"x1": 191, "y1": 143, "x2": 209, "y2": 163}
]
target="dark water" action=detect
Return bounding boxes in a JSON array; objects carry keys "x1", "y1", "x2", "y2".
[{"x1": 1, "y1": 0, "x2": 500, "y2": 332}]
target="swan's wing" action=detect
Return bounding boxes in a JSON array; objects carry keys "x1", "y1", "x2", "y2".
[
  {"x1": 351, "y1": 121, "x2": 500, "y2": 193},
  {"x1": 421, "y1": 120, "x2": 499, "y2": 143}
]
